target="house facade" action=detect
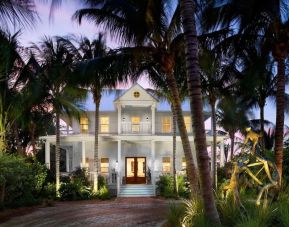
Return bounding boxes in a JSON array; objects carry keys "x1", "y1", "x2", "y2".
[{"x1": 41, "y1": 84, "x2": 226, "y2": 196}]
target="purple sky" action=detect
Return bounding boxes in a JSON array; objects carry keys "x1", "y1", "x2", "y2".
[{"x1": 17, "y1": 1, "x2": 288, "y2": 126}]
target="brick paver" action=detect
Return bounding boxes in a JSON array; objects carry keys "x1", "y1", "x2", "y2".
[{"x1": 0, "y1": 197, "x2": 170, "y2": 227}]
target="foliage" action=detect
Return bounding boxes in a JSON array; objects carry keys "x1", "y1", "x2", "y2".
[
  {"x1": 156, "y1": 175, "x2": 190, "y2": 198},
  {"x1": 0, "y1": 153, "x2": 47, "y2": 208},
  {"x1": 166, "y1": 202, "x2": 185, "y2": 227},
  {"x1": 59, "y1": 182, "x2": 91, "y2": 201},
  {"x1": 59, "y1": 167, "x2": 91, "y2": 201},
  {"x1": 95, "y1": 185, "x2": 110, "y2": 200}
]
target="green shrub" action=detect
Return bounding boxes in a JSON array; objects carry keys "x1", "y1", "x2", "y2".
[
  {"x1": 156, "y1": 175, "x2": 175, "y2": 198},
  {"x1": 96, "y1": 186, "x2": 110, "y2": 200},
  {"x1": 59, "y1": 182, "x2": 91, "y2": 201},
  {"x1": 166, "y1": 202, "x2": 185, "y2": 227},
  {"x1": 71, "y1": 167, "x2": 90, "y2": 186},
  {"x1": 0, "y1": 153, "x2": 47, "y2": 208},
  {"x1": 156, "y1": 175, "x2": 189, "y2": 198}
]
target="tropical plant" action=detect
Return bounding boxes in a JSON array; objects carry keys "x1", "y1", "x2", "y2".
[
  {"x1": 30, "y1": 36, "x2": 87, "y2": 194},
  {"x1": 217, "y1": 96, "x2": 251, "y2": 160},
  {"x1": 179, "y1": 0, "x2": 221, "y2": 223},
  {"x1": 72, "y1": 34, "x2": 124, "y2": 192},
  {"x1": 199, "y1": 46, "x2": 235, "y2": 188},
  {"x1": 204, "y1": 0, "x2": 289, "y2": 183},
  {"x1": 0, "y1": 0, "x2": 38, "y2": 29},
  {"x1": 148, "y1": 63, "x2": 188, "y2": 195}
]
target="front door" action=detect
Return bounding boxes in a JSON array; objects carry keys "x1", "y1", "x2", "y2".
[{"x1": 125, "y1": 157, "x2": 146, "y2": 184}]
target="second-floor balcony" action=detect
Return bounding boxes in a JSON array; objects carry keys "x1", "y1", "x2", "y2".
[{"x1": 121, "y1": 121, "x2": 151, "y2": 134}]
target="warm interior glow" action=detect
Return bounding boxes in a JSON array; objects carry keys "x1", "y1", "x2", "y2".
[
  {"x1": 131, "y1": 116, "x2": 141, "y2": 132},
  {"x1": 162, "y1": 157, "x2": 171, "y2": 173},
  {"x1": 80, "y1": 117, "x2": 89, "y2": 133},
  {"x1": 162, "y1": 116, "x2": 171, "y2": 133},
  {"x1": 101, "y1": 158, "x2": 109, "y2": 173},
  {"x1": 184, "y1": 116, "x2": 191, "y2": 132},
  {"x1": 100, "y1": 116, "x2": 109, "y2": 133}
]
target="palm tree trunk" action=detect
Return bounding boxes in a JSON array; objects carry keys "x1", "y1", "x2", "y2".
[
  {"x1": 259, "y1": 103, "x2": 265, "y2": 153},
  {"x1": 171, "y1": 103, "x2": 177, "y2": 195},
  {"x1": 180, "y1": 0, "x2": 220, "y2": 223},
  {"x1": 210, "y1": 100, "x2": 217, "y2": 190},
  {"x1": 55, "y1": 112, "x2": 60, "y2": 195},
  {"x1": 274, "y1": 58, "x2": 285, "y2": 183},
  {"x1": 166, "y1": 71, "x2": 198, "y2": 197},
  {"x1": 93, "y1": 92, "x2": 101, "y2": 192},
  {"x1": 229, "y1": 131, "x2": 235, "y2": 160}
]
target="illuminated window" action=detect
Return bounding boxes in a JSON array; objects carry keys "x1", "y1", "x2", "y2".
[
  {"x1": 131, "y1": 116, "x2": 141, "y2": 132},
  {"x1": 182, "y1": 157, "x2": 186, "y2": 171},
  {"x1": 100, "y1": 116, "x2": 109, "y2": 133},
  {"x1": 80, "y1": 117, "x2": 89, "y2": 133},
  {"x1": 101, "y1": 158, "x2": 109, "y2": 174},
  {"x1": 162, "y1": 157, "x2": 171, "y2": 173},
  {"x1": 162, "y1": 116, "x2": 171, "y2": 133},
  {"x1": 184, "y1": 116, "x2": 191, "y2": 132}
]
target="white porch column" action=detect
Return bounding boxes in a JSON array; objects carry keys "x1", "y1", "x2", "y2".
[
  {"x1": 117, "y1": 140, "x2": 122, "y2": 196},
  {"x1": 151, "y1": 104, "x2": 155, "y2": 134},
  {"x1": 66, "y1": 148, "x2": 69, "y2": 172},
  {"x1": 118, "y1": 104, "x2": 122, "y2": 134},
  {"x1": 45, "y1": 141, "x2": 50, "y2": 169},
  {"x1": 220, "y1": 140, "x2": 225, "y2": 167},
  {"x1": 151, "y1": 140, "x2": 156, "y2": 195},
  {"x1": 81, "y1": 141, "x2": 86, "y2": 168}
]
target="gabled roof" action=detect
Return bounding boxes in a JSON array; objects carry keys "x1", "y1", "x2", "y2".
[{"x1": 114, "y1": 83, "x2": 158, "y2": 103}]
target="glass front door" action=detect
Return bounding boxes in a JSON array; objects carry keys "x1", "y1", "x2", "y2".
[{"x1": 125, "y1": 157, "x2": 146, "y2": 184}]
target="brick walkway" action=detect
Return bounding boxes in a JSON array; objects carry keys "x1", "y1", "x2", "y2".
[{"x1": 0, "y1": 197, "x2": 170, "y2": 227}]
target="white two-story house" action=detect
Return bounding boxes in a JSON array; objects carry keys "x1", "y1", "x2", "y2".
[{"x1": 41, "y1": 84, "x2": 226, "y2": 196}]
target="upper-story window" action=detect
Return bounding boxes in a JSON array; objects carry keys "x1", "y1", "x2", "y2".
[
  {"x1": 131, "y1": 116, "x2": 141, "y2": 132},
  {"x1": 80, "y1": 117, "x2": 89, "y2": 133},
  {"x1": 162, "y1": 116, "x2": 171, "y2": 133},
  {"x1": 184, "y1": 116, "x2": 191, "y2": 133},
  {"x1": 100, "y1": 116, "x2": 109, "y2": 133}
]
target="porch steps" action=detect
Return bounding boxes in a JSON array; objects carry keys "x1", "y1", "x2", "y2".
[{"x1": 119, "y1": 185, "x2": 155, "y2": 197}]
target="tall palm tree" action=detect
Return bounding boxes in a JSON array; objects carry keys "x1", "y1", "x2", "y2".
[
  {"x1": 0, "y1": 0, "x2": 38, "y2": 28},
  {"x1": 204, "y1": 0, "x2": 289, "y2": 183},
  {"x1": 72, "y1": 0, "x2": 199, "y2": 194},
  {"x1": 147, "y1": 62, "x2": 188, "y2": 195},
  {"x1": 73, "y1": 34, "x2": 125, "y2": 192},
  {"x1": 179, "y1": 0, "x2": 220, "y2": 223},
  {"x1": 217, "y1": 96, "x2": 250, "y2": 159},
  {"x1": 31, "y1": 36, "x2": 86, "y2": 193},
  {"x1": 199, "y1": 47, "x2": 235, "y2": 189}
]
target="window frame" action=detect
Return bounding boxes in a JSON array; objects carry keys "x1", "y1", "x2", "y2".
[
  {"x1": 100, "y1": 116, "x2": 110, "y2": 133},
  {"x1": 100, "y1": 158, "x2": 109, "y2": 174},
  {"x1": 162, "y1": 116, "x2": 171, "y2": 133},
  {"x1": 162, "y1": 157, "x2": 171, "y2": 173},
  {"x1": 80, "y1": 116, "x2": 89, "y2": 133}
]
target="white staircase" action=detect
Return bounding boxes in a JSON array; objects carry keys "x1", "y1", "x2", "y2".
[{"x1": 118, "y1": 184, "x2": 155, "y2": 197}]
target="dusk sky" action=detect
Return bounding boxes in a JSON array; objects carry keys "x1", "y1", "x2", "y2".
[{"x1": 18, "y1": 1, "x2": 289, "y2": 126}]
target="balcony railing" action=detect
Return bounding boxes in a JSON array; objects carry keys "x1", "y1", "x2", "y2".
[{"x1": 121, "y1": 121, "x2": 151, "y2": 134}]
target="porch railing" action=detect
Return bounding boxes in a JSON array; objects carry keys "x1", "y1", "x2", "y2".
[{"x1": 121, "y1": 121, "x2": 151, "y2": 134}]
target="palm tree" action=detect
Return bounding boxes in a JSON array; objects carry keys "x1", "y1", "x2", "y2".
[
  {"x1": 204, "y1": 0, "x2": 289, "y2": 183},
  {"x1": 199, "y1": 47, "x2": 234, "y2": 189},
  {"x1": 147, "y1": 62, "x2": 188, "y2": 195},
  {"x1": 73, "y1": 34, "x2": 124, "y2": 192},
  {"x1": 0, "y1": 0, "x2": 38, "y2": 28},
  {"x1": 179, "y1": 0, "x2": 220, "y2": 223},
  {"x1": 72, "y1": 0, "x2": 199, "y2": 195},
  {"x1": 217, "y1": 96, "x2": 250, "y2": 160},
  {"x1": 30, "y1": 36, "x2": 86, "y2": 193}
]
